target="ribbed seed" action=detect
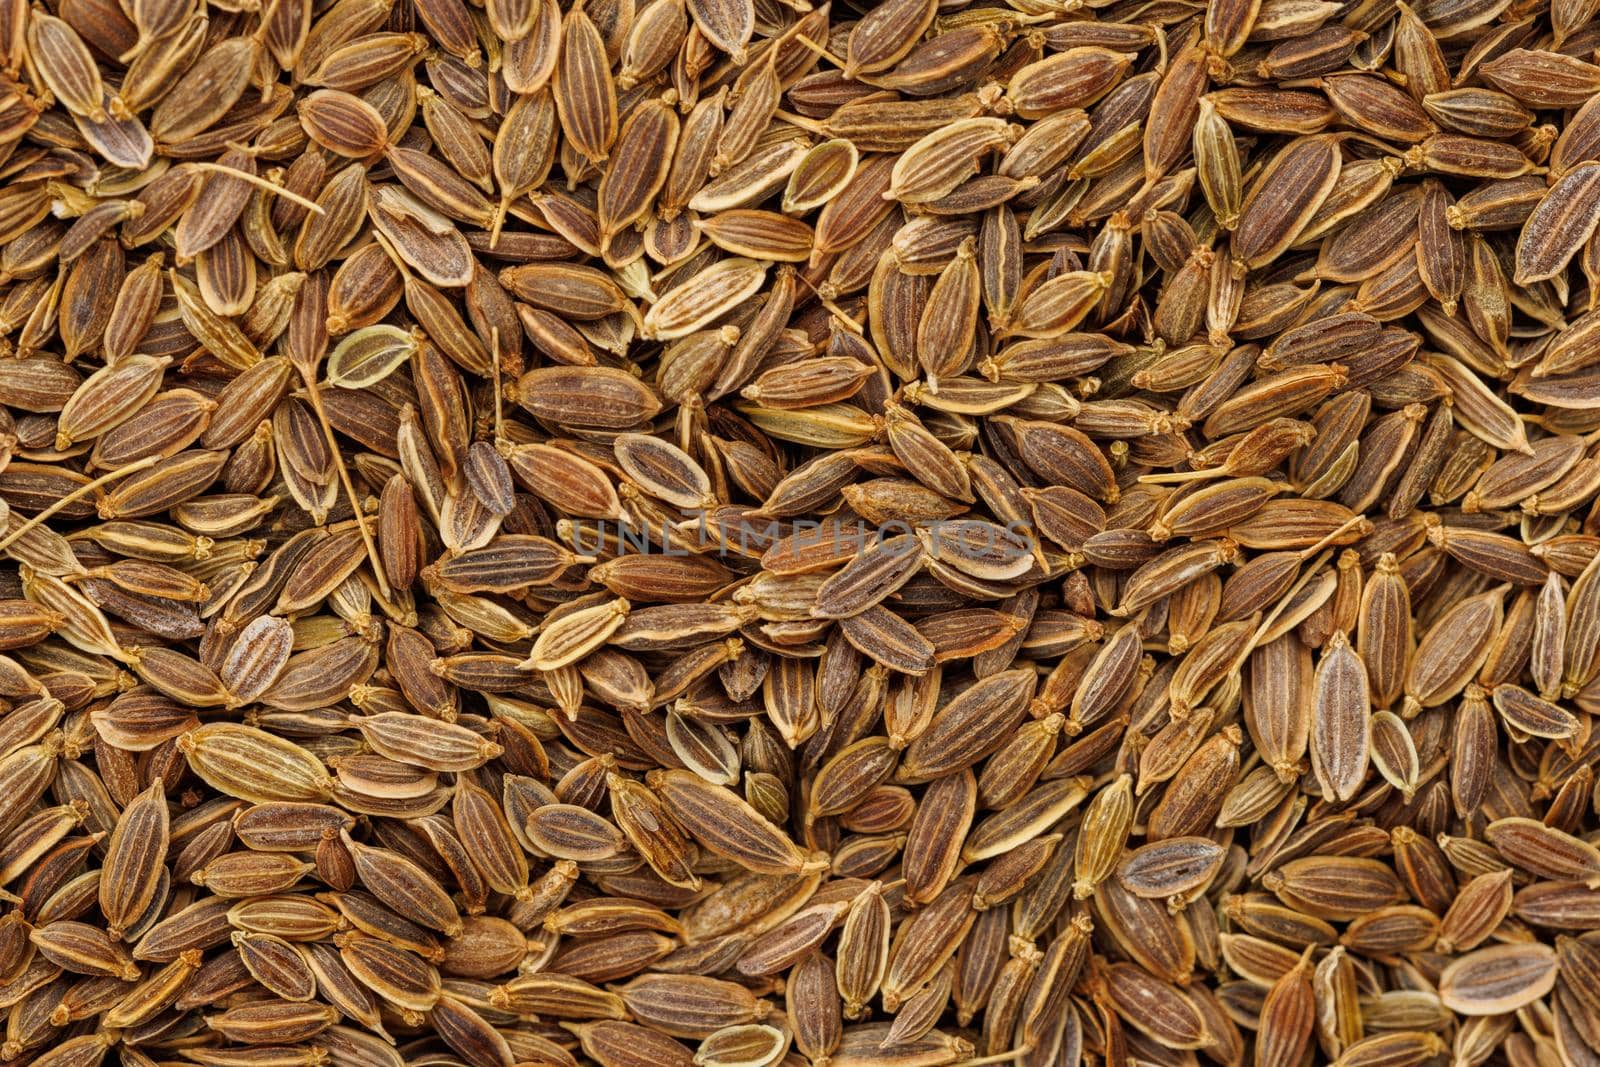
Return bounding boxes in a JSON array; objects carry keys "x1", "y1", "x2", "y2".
[{"x1": 100, "y1": 781, "x2": 169, "y2": 940}]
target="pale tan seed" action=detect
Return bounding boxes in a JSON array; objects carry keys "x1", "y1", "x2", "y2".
[
  {"x1": 177, "y1": 723, "x2": 334, "y2": 804},
  {"x1": 1311, "y1": 633, "x2": 1370, "y2": 803},
  {"x1": 1438, "y1": 942, "x2": 1558, "y2": 1015}
]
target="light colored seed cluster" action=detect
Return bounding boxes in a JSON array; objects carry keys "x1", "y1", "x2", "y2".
[{"x1": 3, "y1": 0, "x2": 1600, "y2": 1064}]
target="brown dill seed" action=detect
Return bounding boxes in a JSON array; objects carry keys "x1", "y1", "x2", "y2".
[{"x1": 2, "y1": 0, "x2": 1600, "y2": 1058}]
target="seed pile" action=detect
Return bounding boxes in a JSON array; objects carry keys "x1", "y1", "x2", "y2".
[{"x1": 5, "y1": 0, "x2": 1600, "y2": 1062}]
